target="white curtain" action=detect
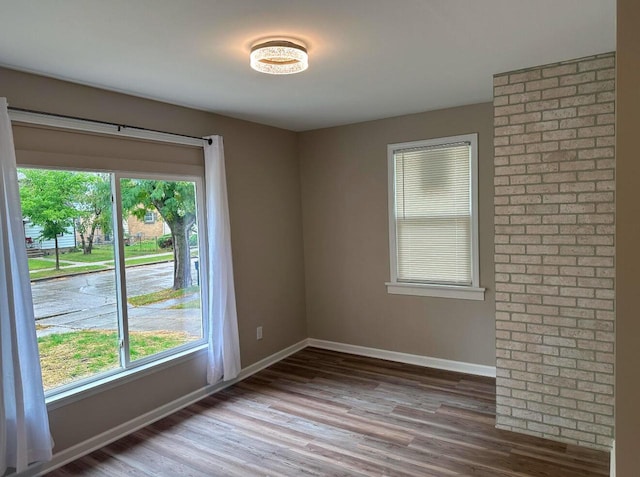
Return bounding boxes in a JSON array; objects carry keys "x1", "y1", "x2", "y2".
[
  {"x1": 204, "y1": 136, "x2": 241, "y2": 384},
  {"x1": 0, "y1": 98, "x2": 53, "y2": 474}
]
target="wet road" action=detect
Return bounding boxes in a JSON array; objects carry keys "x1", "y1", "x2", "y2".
[{"x1": 32, "y1": 262, "x2": 202, "y2": 337}]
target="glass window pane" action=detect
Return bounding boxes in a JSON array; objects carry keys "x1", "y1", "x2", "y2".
[
  {"x1": 119, "y1": 178, "x2": 203, "y2": 362},
  {"x1": 19, "y1": 168, "x2": 121, "y2": 391},
  {"x1": 393, "y1": 141, "x2": 473, "y2": 285}
]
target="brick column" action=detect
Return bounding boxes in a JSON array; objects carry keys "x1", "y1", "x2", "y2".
[{"x1": 493, "y1": 53, "x2": 615, "y2": 449}]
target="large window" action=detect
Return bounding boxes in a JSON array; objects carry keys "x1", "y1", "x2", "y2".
[
  {"x1": 20, "y1": 167, "x2": 206, "y2": 396},
  {"x1": 386, "y1": 134, "x2": 484, "y2": 300}
]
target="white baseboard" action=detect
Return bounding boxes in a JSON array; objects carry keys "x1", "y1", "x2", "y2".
[
  {"x1": 17, "y1": 337, "x2": 492, "y2": 476},
  {"x1": 235, "y1": 339, "x2": 309, "y2": 380},
  {"x1": 20, "y1": 339, "x2": 308, "y2": 477},
  {"x1": 307, "y1": 338, "x2": 497, "y2": 378},
  {"x1": 610, "y1": 439, "x2": 615, "y2": 477}
]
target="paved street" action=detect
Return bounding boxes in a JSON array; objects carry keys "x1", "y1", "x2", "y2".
[{"x1": 32, "y1": 262, "x2": 202, "y2": 338}]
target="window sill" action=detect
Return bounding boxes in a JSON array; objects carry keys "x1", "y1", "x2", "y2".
[
  {"x1": 386, "y1": 282, "x2": 486, "y2": 301},
  {"x1": 45, "y1": 343, "x2": 208, "y2": 411}
]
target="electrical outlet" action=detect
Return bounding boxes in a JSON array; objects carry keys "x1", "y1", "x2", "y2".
[{"x1": 256, "y1": 326, "x2": 263, "y2": 340}]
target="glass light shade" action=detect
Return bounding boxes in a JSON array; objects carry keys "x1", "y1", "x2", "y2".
[{"x1": 250, "y1": 40, "x2": 308, "y2": 75}]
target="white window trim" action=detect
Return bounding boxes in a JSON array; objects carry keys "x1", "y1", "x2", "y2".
[
  {"x1": 143, "y1": 211, "x2": 156, "y2": 223},
  {"x1": 12, "y1": 111, "x2": 212, "y2": 401},
  {"x1": 385, "y1": 282, "x2": 486, "y2": 300},
  {"x1": 38, "y1": 170, "x2": 209, "y2": 403},
  {"x1": 386, "y1": 133, "x2": 485, "y2": 301},
  {"x1": 46, "y1": 344, "x2": 208, "y2": 410}
]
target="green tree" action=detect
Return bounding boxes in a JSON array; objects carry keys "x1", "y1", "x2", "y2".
[
  {"x1": 19, "y1": 169, "x2": 86, "y2": 269},
  {"x1": 121, "y1": 179, "x2": 197, "y2": 290},
  {"x1": 76, "y1": 174, "x2": 112, "y2": 254}
]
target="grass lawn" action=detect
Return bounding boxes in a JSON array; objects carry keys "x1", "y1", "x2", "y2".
[
  {"x1": 38, "y1": 329, "x2": 193, "y2": 390},
  {"x1": 28, "y1": 258, "x2": 73, "y2": 270},
  {"x1": 124, "y1": 254, "x2": 173, "y2": 266},
  {"x1": 105, "y1": 253, "x2": 174, "y2": 267},
  {"x1": 170, "y1": 299, "x2": 201, "y2": 310},
  {"x1": 126, "y1": 239, "x2": 165, "y2": 255},
  {"x1": 30, "y1": 264, "x2": 108, "y2": 280},
  {"x1": 60, "y1": 247, "x2": 115, "y2": 262},
  {"x1": 27, "y1": 243, "x2": 174, "y2": 280},
  {"x1": 128, "y1": 286, "x2": 200, "y2": 307},
  {"x1": 60, "y1": 242, "x2": 170, "y2": 263}
]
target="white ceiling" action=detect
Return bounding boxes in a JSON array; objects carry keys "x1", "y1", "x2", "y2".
[{"x1": 0, "y1": 1, "x2": 615, "y2": 131}]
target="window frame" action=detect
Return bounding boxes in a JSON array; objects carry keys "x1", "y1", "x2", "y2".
[
  {"x1": 386, "y1": 133, "x2": 485, "y2": 301},
  {"x1": 21, "y1": 165, "x2": 210, "y2": 406},
  {"x1": 112, "y1": 171, "x2": 209, "y2": 371},
  {"x1": 143, "y1": 210, "x2": 156, "y2": 224}
]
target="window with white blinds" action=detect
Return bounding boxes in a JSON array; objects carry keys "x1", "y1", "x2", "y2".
[{"x1": 387, "y1": 134, "x2": 484, "y2": 300}]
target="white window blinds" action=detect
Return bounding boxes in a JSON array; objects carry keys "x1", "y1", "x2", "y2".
[{"x1": 392, "y1": 140, "x2": 472, "y2": 285}]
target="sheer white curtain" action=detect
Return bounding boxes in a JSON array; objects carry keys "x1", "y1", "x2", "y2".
[
  {"x1": 0, "y1": 98, "x2": 53, "y2": 473},
  {"x1": 204, "y1": 136, "x2": 241, "y2": 384}
]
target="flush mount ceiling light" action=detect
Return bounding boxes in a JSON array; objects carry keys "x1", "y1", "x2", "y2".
[{"x1": 250, "y1": 39, "x2": 308, "y2": 75}]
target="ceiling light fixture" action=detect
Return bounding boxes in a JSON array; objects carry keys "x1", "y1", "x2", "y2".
[{"x1": 250, "y1": 39, "x2": 308, "y2": 75}]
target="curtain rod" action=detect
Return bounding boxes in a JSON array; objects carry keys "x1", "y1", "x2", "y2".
[{"x1": 8, "y1": 106, "x2": 213, "y2": 146}]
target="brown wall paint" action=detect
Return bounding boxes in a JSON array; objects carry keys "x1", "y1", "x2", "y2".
[
  {"x1": 616, "y1": 0, "x2": 640, "y2": 473},
  {"x1": 1, "y1": 67, "x2": 308, "y2": 452},
  {"x1": 298, "y1": 103, "x2": 496, "y2": 366}
]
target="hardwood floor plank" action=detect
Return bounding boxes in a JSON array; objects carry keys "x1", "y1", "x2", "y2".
[{"x1": 46, "y1": 348, "x2": 610, "y2": 476}]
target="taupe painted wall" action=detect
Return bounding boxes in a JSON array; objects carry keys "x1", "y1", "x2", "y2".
[
  {"x1": 616, "y1": 0, "x2": 640, "y2": 473},
  {"x1": 299, "y1": 104, "x2": 495, "y2": 365},
  {"x1": 0, "y1": 67, "x2": 308, "y2": 452}
]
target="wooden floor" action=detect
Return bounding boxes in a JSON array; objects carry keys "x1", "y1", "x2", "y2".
[{"x1": 48, "y1": 348, "x2": 610, "y2": 476}]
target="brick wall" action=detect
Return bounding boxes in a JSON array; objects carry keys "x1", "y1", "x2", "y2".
[
  {"x1": 493, "y1": 53, "x2": 615, "y2": 450},
  {"x1": 127, "y1": 214, "x2": 167, "y2": 239}
]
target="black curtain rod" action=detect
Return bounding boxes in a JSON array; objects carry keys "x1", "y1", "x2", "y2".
[{"x1": 8, "y1": 106, "x2": 213, "y2": 145}]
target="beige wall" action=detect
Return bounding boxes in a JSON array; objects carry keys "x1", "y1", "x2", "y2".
[
  {"x1": 616, "y1": 0, "x2": 640, "y2": 473},
  {"x1": 299, "y1": 103, "x2": 495, "y2": 365},
  {"x1": 7, "y1": 37, "x2": 629, "y2": 462},
  {"x1": 0, "y1": 67, "x2": 308, "y2": 453}
]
